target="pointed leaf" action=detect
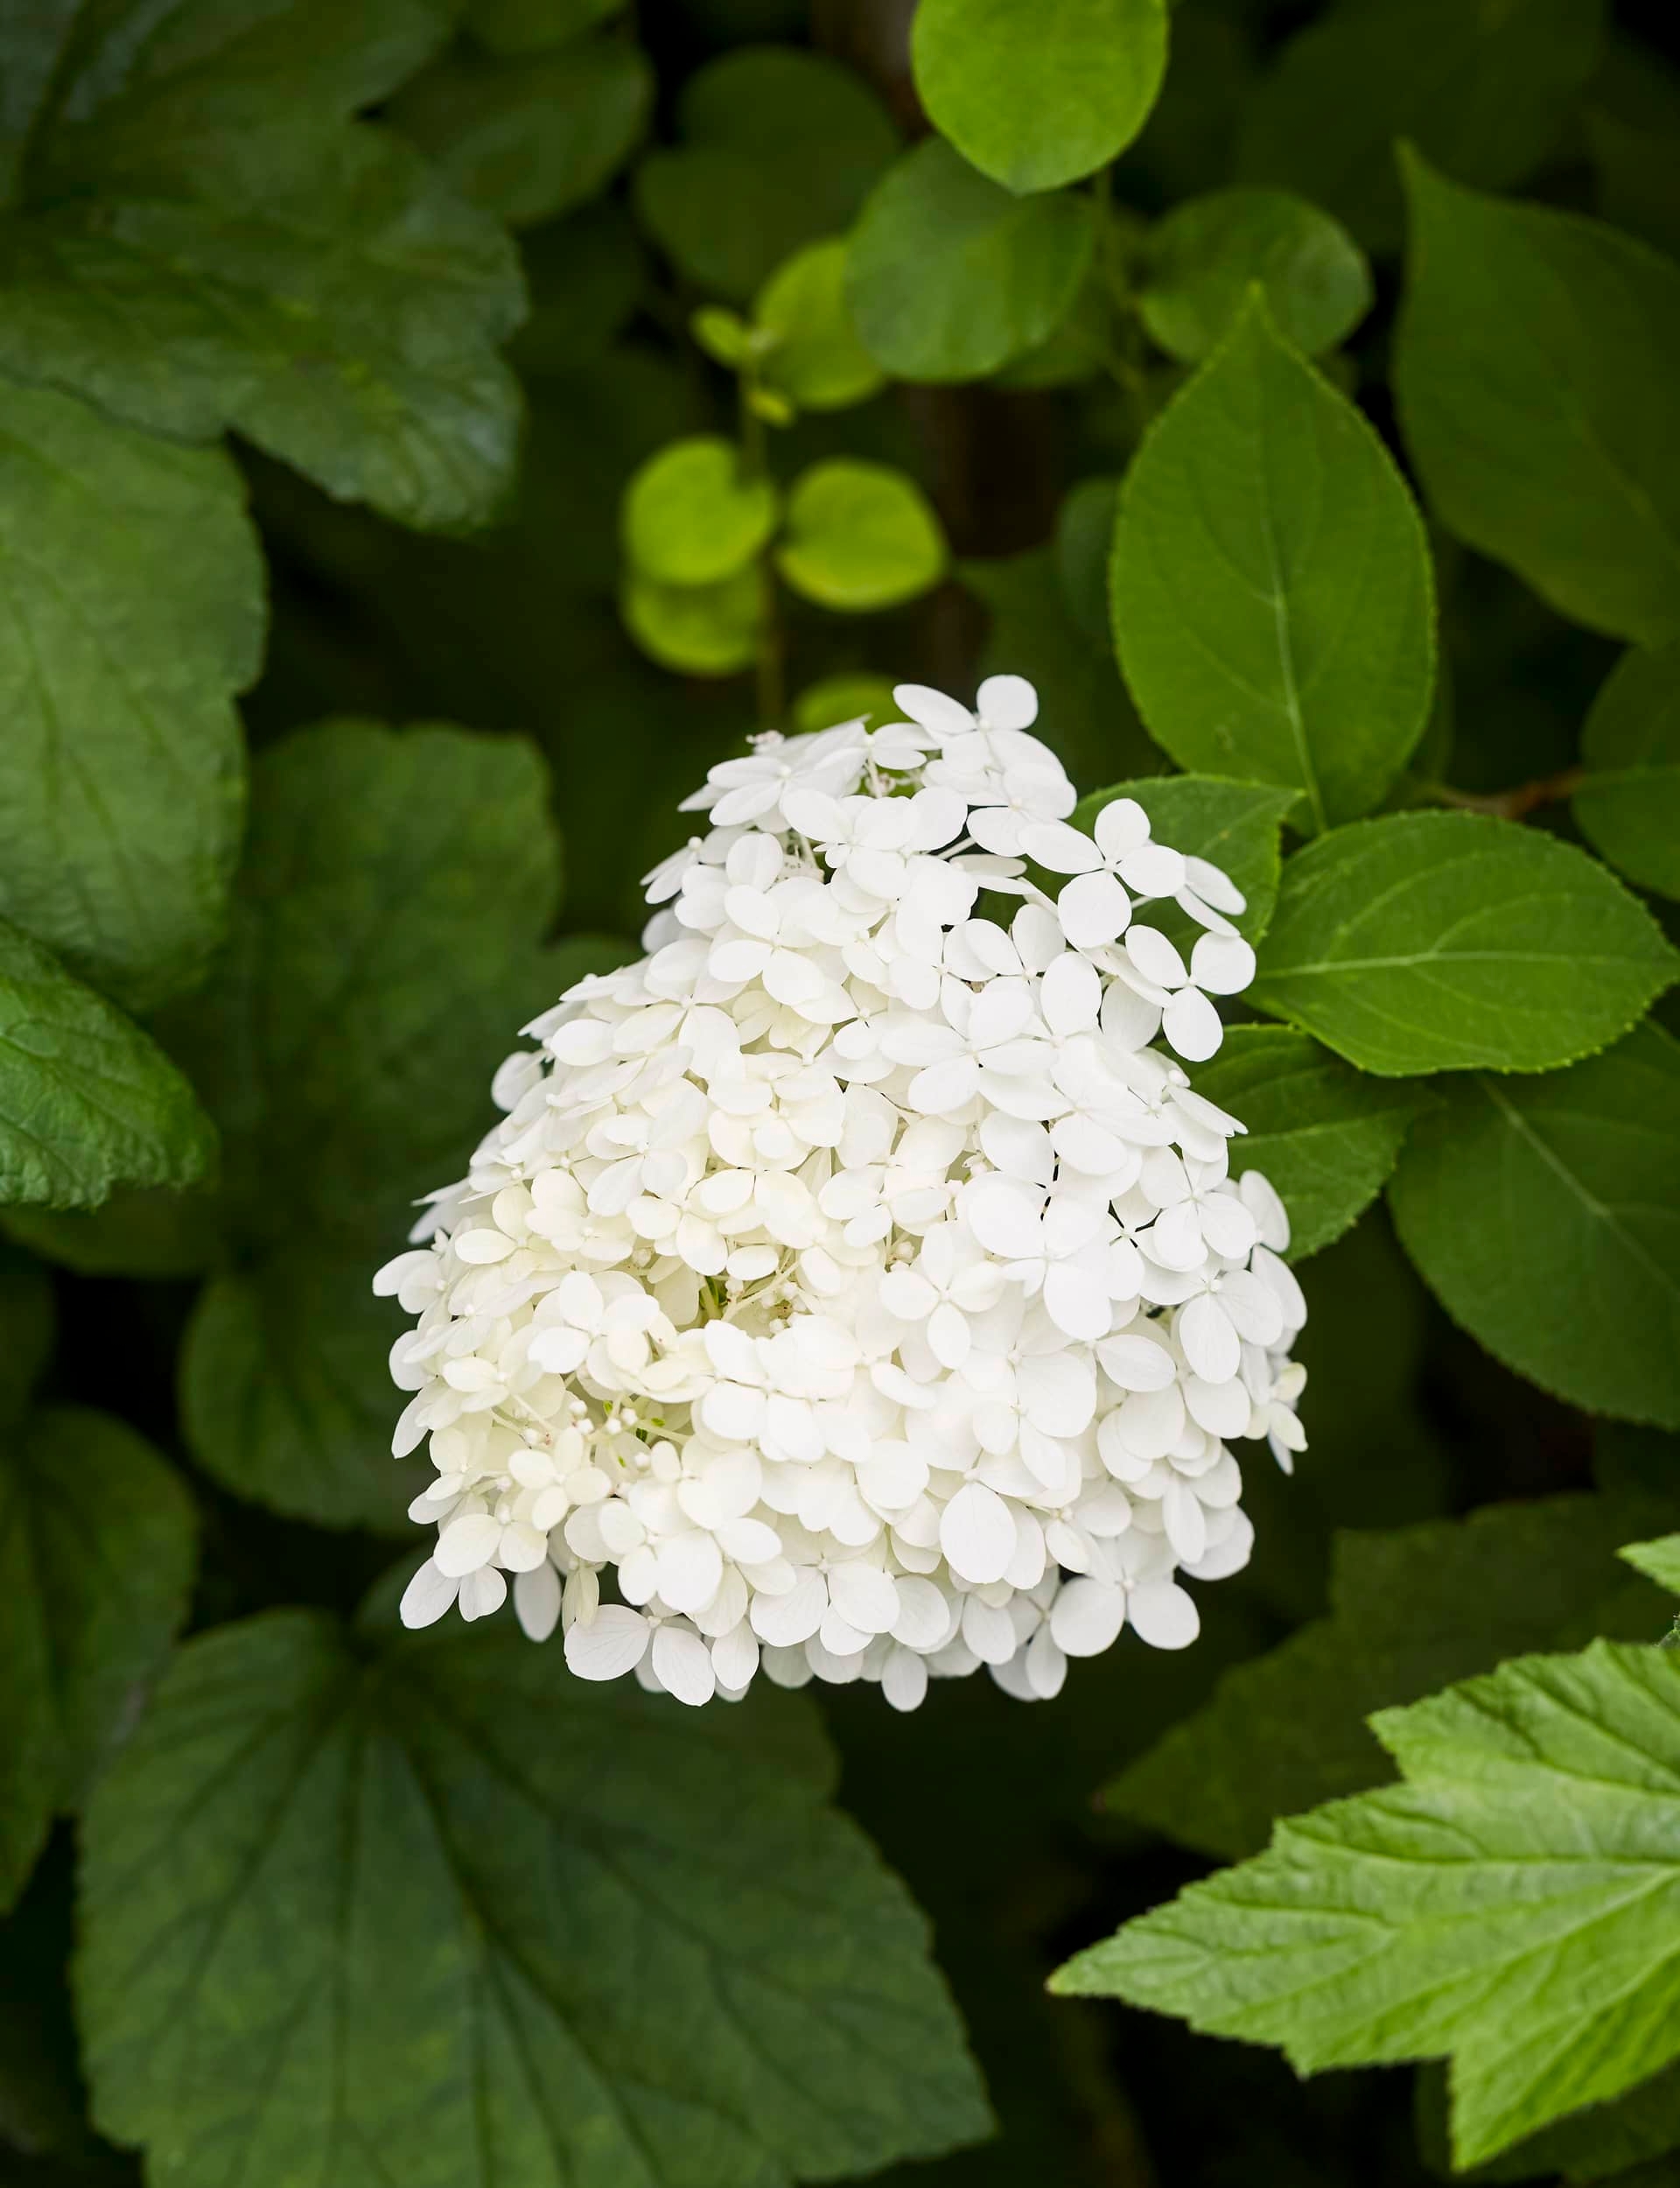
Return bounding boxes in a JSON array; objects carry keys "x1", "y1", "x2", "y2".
[{"x1": 1575, "y1": 640, "x2": 1680, "y2": 901}]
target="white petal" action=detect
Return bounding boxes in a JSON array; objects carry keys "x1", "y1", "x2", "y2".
[
  {"x1": 1020, "y1": 817, "x2": 1103, "y2": 874},
  {"x1": 1189, "y1": 930, "x2": 1257, "y2": 994},
  {"x1": 1239, "y1": 1169, "x2": 1292, "y2": 1254},
  {"x1": 976, "y1": 672, "x2": 1039, "y2": 727},
  {"x1": 1097, "y1": 1332, "x2": 1178, "y2": 1391},
  {"x1": 1117, "y1": 841, "x2": 1186, "y2": 897},
  {"x1": 1163, "y1": 985, "x2": 1224, "y2": 1062},
  {"x1": 655, "y1": 1530, "x2": 724, "y2": 1615},
  {"x1": 827, "y1": 1561, "x2": 901, "y2": 1635},
  {"x1": 882, "y1": 1645, "x2": 929, "y2": 1711},
  {"x1": 965, "y1": 1173, "x2": 1045, "y2": 1259},
  {"x1": 907, "y1": 1055, "x2": 981, "y2": 1114},
  {"x1": 1180, "y1": 1293, "x2": 1241, "y2": 1383},
  {"x1": 1183, "y1": 1373, "x2": 1251, "y2": 1438},
  {"x1": 564, "y1": 1602, "x2": 651, "y2": 1680},
  {"x1": 1220, "y1": 1266, "x2": 1287, "y2": 1347},
  {"x1": 894, "y1": 682, "x2": 973, "y2": 737},
  {"x1": 1093, "y1": 796, "x2": 1151, "y2": 859},
  {"x1": 1127, "y1": 1578, "x2": 1200, "y2": 1650},
  {"x1": 458, "y1": 1567, "x2": 508, "y2": 1621},
  {"x1": 750, "y1": 1569, "x2": 828, "y2": 1646},
  {"x1": 399, "y1": 1559, "x2": 458, "y2": 1629},
  {"x1": 435, "y1": 1511, "x2": 501, "y2": 1577},
  {"x1": 1040, "y1": 951, "x2": 1101, "y2": 1035},
  {"x1": 711, "y1": 1620, "x2": 760, "y2": 1689},
  {"x1": 891, "y1": 1574, "x2": 952, "y2": 1651},
  {"x1": 1049, "y1": 1577, "x2": 1126, "y2": 1658},
  {"x1": 927, "y1": 1301, "x2": 972, "y2": 1368},
  {"x1": 1026, "y1": 1624, "x2": 1068, "y2": 1699},
  {"x1": 652, "y1": 1623, "x2": 717, "y2": 1706},
  {"x1": 1184, "y1": 854, "x2": 1247, "y2": 915},
  {"x1": 1042, "y1": 1263, "x2": 1111, "y2": 1342},
  {"x1": 1125, "y1": 925, "x2": 1187, "y2": 986},
  {"x1": 939, "y1": 1481, "x2": 1017, "y2": 1584},
  {"x1": 514, "y1": 1560, "x2": 562, "y2": 1642}
]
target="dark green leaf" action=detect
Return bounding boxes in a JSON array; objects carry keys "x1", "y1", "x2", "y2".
[
  {"x1": 2, "y1": 1186, "x2": 220, "y2": 1280},
  {"x1": 1069, "y1": 776, "x2": 1301, "y2": 942},
  {"x1": 1250, "y1": 813, "x2": 1677, "y2": 1075},
  {"x1": 1396, "y1": 152, "x2": 1680, "y2": 648},
  {"x1": 1188, "y1": 1026, "x2": 1438, "y2": 1258},
  {"x1": 1237, "y1": 0, "x2": 1607, "y2": 252},
  {"x1": 846, "y1": 137, "x2": 1095, "y2": 382},
  {"x1": 181, "y1": 1257, "x2": 423, "y2": 1535},
  {"x1": 622, "y1": 565, "x2": 762, "y2": 675},
  {"x1": 0, "y1": 381, "x2": 262, "y2": 1014},
  {"x1": 911, "y1": 0, "x2": 1168, "y2": 194},
  {"x1": 1055, "y1": 476, "x2": 1120, "y2": 649},
  {"x1": 0, "y1": 1258, "x2": 52, "y2": 1427},
  {"x1": 0, "y1": 922, "x2": 215, "y2": 1211},
  {"x1": 775, "y1": 459, "x2": 945, "y2": 611},
  {"x1": 634, "y1": 46, "x2": 897, "y2": 301},
  {"x1": 390, "y1": 35, "x2": 652, "y2": 226},
  {"x1": 1058, "y1": 1639, "x2": 1680, "y2": 2169},
  {"x1": 1575, "y1": 641, "x2": 1680, "y2": 900},
  {"x1": 1113, "y1": 291, "x2": 1435, "y2": 831},
  {"x1": 621, "y1": 435, "x2": 779, "y2": 586},
  {"x1": 0, "y1": 1406, "x2": 196, "y2": 1912},
  {"x1": 1108, "y1": 1493, "x2": 1670, "y2": 1861},
  {"x1": 466, "y1": 0, "x2": 624, "y2": 57},
  {"x1": 755, "y1": 238, "x2": 884, "y2": 411},
  {"x1": 1388, "y1": 1023, "x2": 1680, "y2": 1427},
  {"x1": 1138, "y1": 187, "x2": 1373, "y2": 362},
  {"x1": 78, "y1": 1610, "x2": 992, "y2": 2188}
]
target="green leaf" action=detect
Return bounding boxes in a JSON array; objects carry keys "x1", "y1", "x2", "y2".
[
  {"x1": 1388, "y1": 1023, "x2": 1680, "y2": 1427},
  {"x1": 1250, "y1": 812, "x2": 1678, "y2": 1075},
  {"x1": 623, "y1": 565, "x2": 762, "y2": 675},
  {"x1": 1575, "y1": 641, "x2": 1680, "y2": 901},
  {"x1": 793, "y1": 672, "x2": 900, "y2": 732},
  {"x1": 1236, "y1": 0, "x2": 1607, "y2": 253},
  {"x1": 0, "y1": 921, "x2": 215, "y2": 1212},
  {"x1": 0, "y1": 380, "x2": 262, "y2": 1014},
  {"x1": 1589, "y1": 106, "x2": 1680, "y2": 265},
  {"x1": 1395, "y1": 152, "x2": 1680, "y2": 648},
  {"x1": 390, "y1": 34, "x2": 652, "y2": 227},
  {"x1": 1059, "y1": 1639, "x2": 1680, "y2": 2170},
  {"x1": 1188, "y1": 1026, "x2": 1438, "y2": 1259},
  {"x1": 1069, "y1": 776, "x2": 1301, "y2": 943},
  {"x1": 181, "y1": 1257, "x2": 423, "y2": 1536},
  {"x1": 755, "y1": 238, "x2": 885, "y2": 411},
  {"x1": 621, "y1": 435, "x2": 780, "y2": 586},
  {"x1": 1108, "y1": 1493, "x2": 1670, "y2": 1862},
  {"x1": 1112, "y1": 291, "x2": 1435, "y2": 831},
  {"x1": 1624, "y1": 1537, "x2": 1680, "y2": 1595},
  {"x1": 1055, "y1": 475, "x2": 1121, "y2": 649},
  {"x1": 846, "y1": 137, "x2": 1095, "y2": 382},
  {"x1": 634, "y1": 46, "x2": 897, "y2": 301},
  {"x1": 910, "y1": 0, "x2": 1168, "y2": 194},
  {"x1": 466, "y1": 0, "x2": 624, "y2": 57},
  {"x1": 1, "y1": 1406, "x2": 196, "y2": 1913},
  {"x1": 159, "y1": 720, "x2": 564, "y2": 1256},
  {"x1": 2, "y1": 1185, "x2": 220, "y2": 1280},
  {"x1": 775, "y1": 459, "x2": 946, "y2": 611},
  {"x1": 78, "y1": 1609, "x2": 992, "y2": 2188},
  {"x1": 1138, "y1": 188, "x2": 1373, "y2": 363}
]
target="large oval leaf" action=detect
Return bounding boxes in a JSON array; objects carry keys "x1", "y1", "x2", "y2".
[{"x1": 1574, "y1": 639, "x2": 1680, "y2": 900}]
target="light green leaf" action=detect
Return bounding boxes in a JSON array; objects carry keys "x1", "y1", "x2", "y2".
[
  {"x1": 1250, "y1": 812, "x2": 1677, "y2": 1075},
  {"x1": 634, "y1": 46, "x2": 897, "y2": 301},
  {"x1": 1069, "y1": 776, "x2": 1301, "y2": 943},
  {"x1": 1112, "y1": 291, "x2": 1434, "y2": 831},
  {"x1": 159, "y1": 720, "x2": 564, "y2": 1257},
  {"x1": 0, "y1": 921, "x2": 215, "y2": 1211},
  {"x1": 621, "y1": 435, "x2": 779, "y2": 586},
  {"x1": 1236, "y1": 0, "x2": 1607, "y2": 253},
  {"x1": 1188, "y1": 1026, "x2": 1438, "y2": 1259},
  {"x1": 181, "y1": 1257, "x2": 423, "y2": 1535},
  {"x1": 847, "y1": 137, "x2": 1095, "y2": 382},
  {"x1": 623, "y1": 564, "x2": 762, "y2": 675},
  {"x1": 1138, "y1": 187, "x2": 1373, "y2": 362},
  {"x1": 1, "y1": 1405, "x2": 196, "y2": 1913},
  {"x1": 0, "y1": 380, "x2": 262, "y2": 1014},
  {"x1": 1388, "y1": 1023, "x2": 1680, "y2": 1427},
  {"x1": 1395, "y1": 152, "x2": 1680, "y2": 648},
  {"x1": 466, "y1": 0, "x2": 623, "y2": 56},
  {"x1": 1108, "y1": 1494, "x2": 1670, "y2": 1862},
  {"x1": 1056, "y1": 1638, "x2": 1680, "y2": 2170},
  {"x1": 390, "y1": 34, "x2": 652, "y2": 226},
  {"x1": 755, "y1": 238, "x2": 884, "y2": 411},
  {"x1": 794, "y1": 672, "x2": 900, "y2": 731},
  {"x1": 78, "y1": 1610, "x2": 992, "y2": 2188},
  {"x1": 1575, "y1": 641, "x2": 1680, "y2": 900},
  {"x1": 775, "y1": 459, "x2": 946, "y2": 611},
  {"x1": 1624, "y1": 1537, "x2": 1680, "y2": 1595},
  {"x1": 911, "y1": 0, "x2": 1167, "y2": 194}
]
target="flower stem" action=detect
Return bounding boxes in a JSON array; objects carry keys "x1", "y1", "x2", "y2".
[{"x1": 1418, "y1": 766, "x2": 1586, "y2": 821}]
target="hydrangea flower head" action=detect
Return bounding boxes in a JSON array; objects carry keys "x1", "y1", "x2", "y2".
[{"x1": 378, "y1": 677, "x2": 1307, "y2": 1708}]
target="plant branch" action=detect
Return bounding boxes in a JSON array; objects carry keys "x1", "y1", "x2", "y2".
[{"x1": 1418, "y1": 765, "x2": 1586, "y2": 822}]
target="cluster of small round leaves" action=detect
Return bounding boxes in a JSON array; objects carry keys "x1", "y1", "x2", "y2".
[{"x1": 379, "y1": 678, "x2": 1306, "y2": 1709}]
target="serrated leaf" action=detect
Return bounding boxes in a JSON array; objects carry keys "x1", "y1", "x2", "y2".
[
  {"x1": 1396, "y1": 153, "x2": 1680, "y2": 648},
  {"x1": 0, "y1": 921, "x2": 215, "y2": 1211},
  {"x1": 1109, "y1": 1494, "x2": 1670, "y2": 1862},
  {"x1": 1575, "y1": 641, "x2": 1680, "y2": 901},
  {"x1": 1, "y1": 0, "x2": 524, "y2": 533},
  {"x1": 390, "y1": 33, "x2": 651, "y2": 227},
  {"x1": 1, "y1": 1406, "x2": 196, "y2": 1913},
  {"x1": 1236, "y1": 0, "x2": 1606, "y2": 253},
  {"x1": 1112, "y1": 291, "x2": 1434, "y2": 831},
  {"x1": 1188, "y1": 1026, "x2": 1437, "y2": 1259},
  {"x1": 1250, "y1": 812, "x2": 1677, "y2": 1075},
  {"x1": 181, "y1": 1256, "x2": 424, "y2": 1535},
  {"x1": 911, "y1": 0, "x2": 1167, "y2": 194},
  {"x1": 1057, "y1": 1639, "x2": 1680, "y2": 2170},
  {"x1": 1069, "y1": 776, "x2": 1300, "y2": 943},
  {"x1": 0, "y1": 380, "x2": 262, "y2": 1014},
  {"x1": 634, "y1": 46, "x2": 897, "y2": 302},
  {"x1": 1138, "y1": 188, "x2": 1372, "y2": 362},
  {"x1": 621, "y1": 435, "x2": 779, "y2": 586},
  {"x1": 1623, "y1": 1538, "x2": 1680, "y2": 1595},
  {"x1": 847, "y1": 137, "x2": 1095, "y2": 382},
  {"x1": 1388, "y1": 1023, "x2": 1680, "y2": 1427},
  {"x1": 78, "y1": 1609, "x2": 991, "y2": 2188},
  {"x1": 755, "y1": 238, "x2": 884, "y2": 411},
  {"x1": 775, "y1": 459, "x2": 945, "y2": 611}
]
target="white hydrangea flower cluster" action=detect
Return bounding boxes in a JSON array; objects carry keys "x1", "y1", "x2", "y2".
[{"x1": 379, "y1": 677, "x2": 1307, "y2": 1709}]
